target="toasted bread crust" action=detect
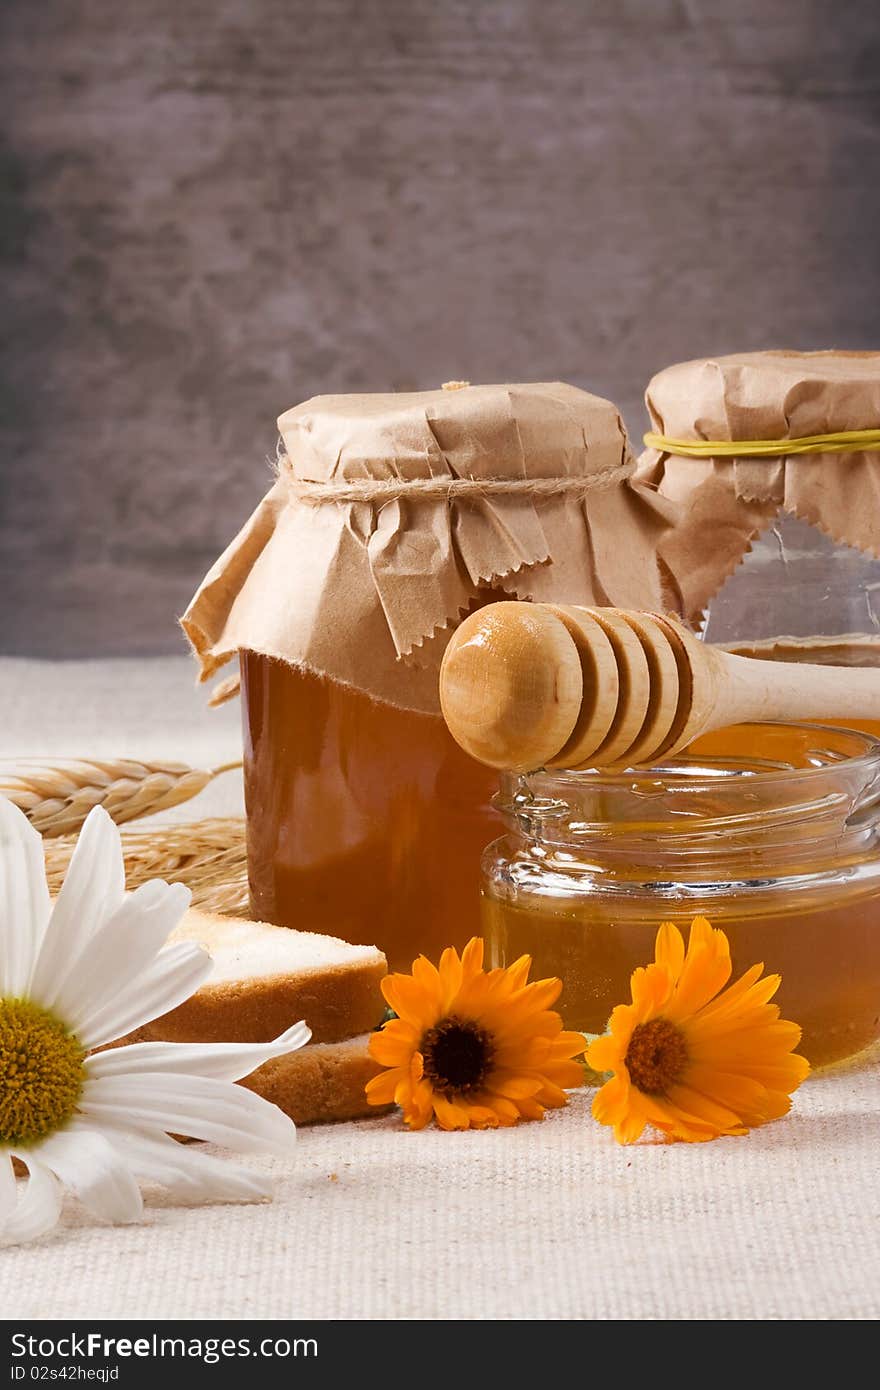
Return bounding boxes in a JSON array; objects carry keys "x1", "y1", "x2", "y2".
[
  {"x1": 148, "y1": 954, "x2": 387, "y2": 1044},
  {"x1": 240, "y1": 1035, "x2": 389, "y2": 1125}
]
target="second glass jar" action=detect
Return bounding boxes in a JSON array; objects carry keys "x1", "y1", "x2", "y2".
[{"x1": 481, "y1": 722, "x2": 880, "y2": 1068}]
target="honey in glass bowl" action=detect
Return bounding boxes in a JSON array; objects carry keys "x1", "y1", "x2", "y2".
[{"x1": 481, "y1": 722, "x2": 880, "y2": 1068}]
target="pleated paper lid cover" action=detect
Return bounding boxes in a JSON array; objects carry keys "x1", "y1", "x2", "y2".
[
  {"x1": 182, "y1": 381, "x2": 677, "y2": 713},
  {"x1": 636, "y1": 351, "x2": 880, "y2": 624}
]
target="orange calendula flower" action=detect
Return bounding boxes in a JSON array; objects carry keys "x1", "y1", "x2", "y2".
[
  {"x1": 366, "y1": 938, "x2": 585, "y2": 1130},
  {"x1": 588, "y1": 916, "x2": 810, "y2": 1145}
]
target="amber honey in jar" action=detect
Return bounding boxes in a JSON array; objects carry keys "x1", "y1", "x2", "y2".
[
  {"x1": 240, "y1": 652, "x2": 499, "y2": 966},
  {"x1": 481, "y1": 722, "x2": 880, "y2": 1068},
  {"x1": 183, "y1": 382, "x2": 675, "y2": 967},
  {"x1": 637, "y1": 350, "x2": 880, "y2": 731}
]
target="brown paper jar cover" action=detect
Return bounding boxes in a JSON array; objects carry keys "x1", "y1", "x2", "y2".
[
  {"x1": 635, "y1": 350, "x2": 880, "y2": 626},
  {"x1": 183, "y1": 381, "x2": 678, "y2": 713}
]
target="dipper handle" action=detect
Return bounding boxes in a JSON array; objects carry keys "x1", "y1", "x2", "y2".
[{"x1": 439, "y1": 601, "x2": 880, "y2": 772}]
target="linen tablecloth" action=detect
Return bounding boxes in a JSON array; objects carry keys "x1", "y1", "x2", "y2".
[{"x1": 1, "y1": 656, "x2": 879, "y2": 1321}]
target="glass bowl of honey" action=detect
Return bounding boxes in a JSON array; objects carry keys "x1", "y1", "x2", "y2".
[{"x1": 481, "y1": 722, "x2": 880, "y2": 1068}]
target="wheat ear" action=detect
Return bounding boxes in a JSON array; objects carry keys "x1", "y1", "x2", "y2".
[
  {"x1": 41, "y1": 816, "x2": 250, "y2": 916},
  {"x1": 0, "y1": 757, "x2": 242, "y2": 837}
]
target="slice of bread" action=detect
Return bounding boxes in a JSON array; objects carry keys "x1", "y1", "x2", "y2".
[
  {"x1": 241, "y1": 1033, "x2": 388, "y2": 1125},
  {"x1": 146, "y1": 908, "x2": 387, "y2": 1045}
]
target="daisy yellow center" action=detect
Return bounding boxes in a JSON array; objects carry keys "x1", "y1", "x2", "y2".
[
  {"x1": 421, "y1": 1015, "x2": 494, "y2": 1095},
  {"x1": 0, "y1": 997, "x2": 86, "y2": 1148},
  {"x1": 625, "y1": 1017, "x2": 688, "y2": 1094}
]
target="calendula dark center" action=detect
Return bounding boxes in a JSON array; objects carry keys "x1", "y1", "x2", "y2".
[
  {"x1": 421, "y1": 1015, "x2": 494, "y2": 1095},
  {"x1": 625, "y1": 1018, "x2": 688, "y2": 1094},
  {"x1": 0, "y1": 997, "x2": 86, "y2": 1148}
]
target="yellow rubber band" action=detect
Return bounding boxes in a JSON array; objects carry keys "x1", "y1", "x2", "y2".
[{"x1": 642, "y1": 427, "x2": 880, "y2": 458}]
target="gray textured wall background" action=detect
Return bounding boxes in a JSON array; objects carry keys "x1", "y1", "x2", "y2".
[{"x1": 2, "y1": 0, "x2": 879, "y2": 656}]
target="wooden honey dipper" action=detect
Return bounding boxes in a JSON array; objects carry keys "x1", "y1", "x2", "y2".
[{"x1": 439, "y1": 601, "x2": 880, "y2": 772}]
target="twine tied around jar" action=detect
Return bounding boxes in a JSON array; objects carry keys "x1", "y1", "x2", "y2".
[
  {"x1": 184, "y1": 382, "x2": 676, "y2": 710},
  {"x1": 279, "y1": 454, "x2": 636, "y2": 505}
]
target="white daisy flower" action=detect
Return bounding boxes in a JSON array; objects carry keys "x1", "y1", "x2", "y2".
[{"x1": 0, "y1": 798, "x2": 311, "y2": 1246}]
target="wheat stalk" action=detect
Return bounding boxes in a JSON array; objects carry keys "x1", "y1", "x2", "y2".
[
  {"x1": 0, "y1": 757, "x2": 242, "y2": 837},
  {"x1": 42, "y1": 815, "x2": 250, "y2": 916}
]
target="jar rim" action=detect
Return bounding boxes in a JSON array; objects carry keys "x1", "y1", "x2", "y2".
[
  {"x1": 510, "y1": 721, "x2": 880, "y2": 795},
  {"x1": 495, "y1": 722, "x2": 880, "y2": 871}
]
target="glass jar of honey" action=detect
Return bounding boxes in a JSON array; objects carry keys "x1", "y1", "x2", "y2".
[
  {"x1": 481, "y1": 722, "x2": 880, "y2": 1068},
  {"x1": 637, "y1": 351, "x2": 880, "y2": 736},
  {"x1": 240, "y1": 651, "x2": 500, "y2": 967},
  {"x1": 184, "y1": 382, "x2": 676, "y2": 968}
]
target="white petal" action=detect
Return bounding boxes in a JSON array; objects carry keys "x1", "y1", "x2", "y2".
[
  {"x1": 85, "y1": 1022, "x2": 312, "y2": 1083},
  {"x1": 78, "y1": 943, "x2": 212, "y2": 1050},
  {"x1": 92, "y1": 1124, "x2": 272, "y2": 1204},
  {"x1": 55, "y1": 880, "x2": 192, "y2": 1036},
  {"x1": 36, "y1": 1125, "x2": 143, "y2": 1225},
  {"x1": 31, "y1": 807, "x2": 125, "y2": 1008},
  {"x1": 0, "y1": 1153, "x2": 15, "y2": 1222},
  {"x1": 0, "y1": 797, "x2": 51, "y2": 996},
  {"x1": 0, "y1": 1156, "x2": 62, "y2": 1247},
  {"x1": 81, "y1": 1073, "x2": 297, "y2": 1155}
]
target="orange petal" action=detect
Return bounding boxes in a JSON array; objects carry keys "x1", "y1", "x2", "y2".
[
  {"x1": 531, "y1": 1078, "x2": 571, "y2": 1109},
  {"x1": 654, "y1": 921, "x2": 686, "y2": 980},
  {"x1": 480, "y1": 1093, "x2": 522, "y2": 1124},
  {"x1": 497, "y1": 1036, "x2": 552, "y2": 1070},
  {"x1": 463, "y1": 1104, "x2": 502, "y2": 1128},
  {"x1": 725, "y1": 1055, "x2": 810, "y2": 1091},
  {"x1": 684, "y1": 1065, "x2": 769, "y2": 1115},
  {"x1": 365, "y1": 1068, "x2": 403, "y2": 1105},
  {"x1": 549, "y1": 1051, "x2": 590, "y2": 1081},
  {"x1": 543, "y1": 1058, "x2": 589, "y2": 1090},
  {"x1": 394, "y1": 1072, "x2": 416, "y2": 1109},
  {"x1": 382, "y1": 973, "x2": 439, "y2": 1028},
  {"x1": 502, "y1": 953, "x2": 531, "y2": 990},
  {"x1": 406, "y1": 1074, "x2": 435, "y2": 1119},
  {"x1": 557, "y1": 1030, "x2": 589, "y2": 1059},
  {"x1": 665, "y1": 945, "x2": 732, "y2": 1022},
  {"x1": 460, "y1": 937, "x2": 485, "y2": 976},
  {"x1": 411, "y1": 954, "x2": 442, "y2": 995},
  {"x1": 587, "y1": 1033, "x2": 624, "y2": 1074},
  {"x1": 614, "y1": 1100, "x2": 649, "y2": 1145},
  {"x1": 489, "y1": 1071, "x2": 544, "y2": 1100},
  {"x1": 689, "y1": 915, "x2": 719, "y2": 949},
  {"x1": 432, "y1": 1093, "x2": 471, "y2": 1131},
  {"x1": 687, "y1": 970, "x2": 781, "y2": 1038},
  {"x1": 665, "y1": 1082, "x2": 747, "y2": 1133},
  {"x1": 515, "y1": 1098, "x2": 547, "y2": 1123},
  {"x1": 630, "y1": 961, "x2": 675, "y2": 1017},
  {"x1": 369, "y1": 1024, "x2": 418, "y2": 1068},
  {"x1": 692, "y1": 1018, "x2": 805, "y2": 1064},
  {"x1": 485, "y1": 1000, "x2": 558, "y2": 1041},
  {"x1": 481, "y1": 978, "x2": 561, "y2": 1031},
  {"x1": 634, "y1": 1090, "x2": 725, "y2": 1142},
  {"x1": 453, "y1": 972, "x2": 494, "y2": 1018},
  {"x1": 606, "y1": 1000, "x2": 640, "y2": 1042},
  {"x1": 592, "y1": 1072, "x2": 630, "y2": 1126},
  {"x1": 438, "y1": 946, "x2": 464, "y2": 1009},
  {"x1": 740, "y1": 1090, "x2": 793, "y2": 1126},
  {"x1": 401, "y1": 1082, "x2": 434, "y2": 1129}
]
